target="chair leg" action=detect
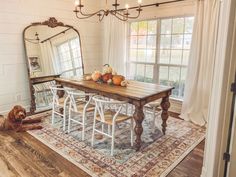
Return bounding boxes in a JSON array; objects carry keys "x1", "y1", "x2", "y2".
[
  {"x1": 111, "y1": 123, "x2": 116, "y2": 156},
  {"x1": 82, "y1": 113, "x2": 86, "y2": 141},
  {"x1": 52, "y1": 104, "x2": 55, "y2": 125},
  {"x1": 91, "y1": 119, "x2": 96, "y2": 147},
  {"x1": 130, "y1": 118, "x2": 134, "y2": 146},
  {"x1": 102, "y1": 123, "x2": 104, "y2": 133},
  {"x1": 125, "y1": 103, "x2": 128, "y2": 115},
  {"x1": 63, "y1": 108, "x2": 67, "y2": 131},
  {"x1": 68, "y1": 109, "x2": 72, "y2": 134},
  {"x1": 152, "y1": 107, "x2": 156, "y2": 131},
  {"x1": 108, "y1": 125, "x2": 111, "y2": 135}
]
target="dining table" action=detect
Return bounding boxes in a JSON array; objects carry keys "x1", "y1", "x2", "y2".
[{"x1": 55, "y1": 77, "x2": 174, "y2": 151}]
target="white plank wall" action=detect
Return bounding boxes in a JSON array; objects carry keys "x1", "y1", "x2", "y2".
[{"x1": 0, "y1": 0, "x2": 103, "y2": 114}]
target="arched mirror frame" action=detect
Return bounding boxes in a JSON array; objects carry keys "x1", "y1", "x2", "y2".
[{"x1": 23, "y1": 17, "x2": 84, "y2": 115}]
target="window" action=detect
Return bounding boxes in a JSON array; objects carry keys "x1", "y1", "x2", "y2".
[
  {"x1": 127, "y1": 16, "x2": 194, "y2": 99},
  {"x1": 57, "y1": 37, "x2": 83, "y2": 77}
]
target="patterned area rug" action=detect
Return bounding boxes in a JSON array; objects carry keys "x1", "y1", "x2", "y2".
[{"x1": 27, "y1": 110, "x2": 205, "y2": 177}]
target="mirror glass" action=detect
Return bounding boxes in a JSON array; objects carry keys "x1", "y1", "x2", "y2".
[
  {"x1": 24, "y1": 23, "x2": 84, "y2": 113},
  {"x1": 24, "y1": 26, "x2": 83, "y2": 78}
]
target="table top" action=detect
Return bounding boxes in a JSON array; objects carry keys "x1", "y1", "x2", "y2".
[{"x1": 55, "y1": 78, "x2": 174, "y2": 101}]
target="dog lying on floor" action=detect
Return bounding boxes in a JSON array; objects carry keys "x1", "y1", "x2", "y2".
[{"x1": 0, "y1": 105, "x2": 42, "y2": 132}]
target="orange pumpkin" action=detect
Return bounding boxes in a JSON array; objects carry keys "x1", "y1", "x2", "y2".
[
  {"x1": 92, "y1": 71, "x2": 102, "y2": 82},
  {"x1": 112, "y1": 75, "x2": 125, "y2": 86}
]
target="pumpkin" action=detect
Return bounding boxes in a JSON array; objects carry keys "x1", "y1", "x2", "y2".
[
  {"x1": 103, "y1": 64, "x2": 113, "y2": 74},
  {"x1": 121, "y1": 80, "x2": 128, "y2": 87},
  {"x1": 85, "y1": 75, "x2": 92, "y2": 81},
  {"x1": 102, "y1": 73, "x2": 113, "y2": 83},
  {"x1": 112, "y1": 70, "x2": 117, "y2": 75},
  {"x1": 112, "y1": 75, "x2": 125, "y2": 86},
  {"x1": 91, "y1": 71, "x2": 102, "y2": 82}
]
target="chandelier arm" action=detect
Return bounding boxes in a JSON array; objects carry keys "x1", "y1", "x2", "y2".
[
  {"x1": 75, "y1": 11, "x2": 101, "y2": 19},
  {"x1": 114, "y1": 9, "x2": 141, "y2": 19},
  {"x1": 110, "y1": 11, "x2": 128, "y2": 21},
  {"x1": 99, "y1": 13, "x2": 106, "y2": 22},
  {"x1": 79, "y1": 8, "x2": 105, "y2": 17}
]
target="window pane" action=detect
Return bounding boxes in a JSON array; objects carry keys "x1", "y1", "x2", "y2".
[
  {"x1": 160, "y1": 35, "x2": 171, "y2": 49},
  {"x1": 74, "y1": 58, "x2": 81, "y2": 67},
  {"x1": 181, "y1": 67, "x2": 187, "y2": 81},
  {"x1": 137, "y1": 49, "x2": 146, "y2": 62},
  {"x1": 146, "y1": 49, "x2": 155, "y2": 63},
  {"x1": 145, "y1": 65, "x2": 154, "y2": 82},
  {"x1": 72, "y1": 49, "x2": 80, "y2": 59},
  {"x1": 130, "y1": 63, "x2": 136, "y2": 79},
  {"x1": 138, "y1": 36, "x2": 147, "y2": 48},
  {"x1": 172, "y1": 18, "x2": 184, "y2": 34},
  {"x1": 183, "y1": 34, "x2": 192, "y2": 49},
  {"x1": 135, "y1": 64, "x2": 145, "y2": 81},
  {"x1": 182, "y1": 50, "x2": 190, "y2": 65},
  {"x1": 130, "y1": 36, "x2": 138, "y2": 48},
  {"x1": 185, "y1": 17, "x2": 194, "y2": 33},
  {"x1": 160, "y1": 50, "x2": 170, "y2": 64},
  {"x1": 148, "y1": 20, "x2": 157, "y2": 35},
  {"x1": 171, "y1": 34, "x2": 183, "y2": 49},
  {"x1": 159, "y1": 66, "x2": 169, "y2": 85},
  {"x1": 180, "y1": 67, "x2": 188, "y2": 97},
  {"x1": 147, "y1": 35, "x2": 156, "y2": 49},
  {"x1": 169, "y1": 67, "x2": 180, "y2": 82},
  {"x1": 161, "y1": 19, "x2": 172, "y2": 34},
  {"x1": 138, "y1": 21, "x2": 148, "y2": 35},
  {"x1": 130, "y1": 49, "x2": 137, "y2": 61},
  {"x1": 170, "y1": 50, "x2": 182, "y2": 65},
  {"x1": 131, "y1": 22, "x2": 138, "y2": 35},
  {"x1": 169, "y1": 67, "x2": 181, "y2": 98},
  {"x1": 70, "y1": 38, "x2": 80, "y2": 49}
]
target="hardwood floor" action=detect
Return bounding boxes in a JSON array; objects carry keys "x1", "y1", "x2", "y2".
[{"x1": 0, "y1": 131, "x2": 204, "y2": 177}]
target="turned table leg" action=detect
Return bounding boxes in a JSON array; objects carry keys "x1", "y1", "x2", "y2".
[
  {"x1": 161, "y1": 96, "x2": 170, "y2": 135},
  {"x1": 133, "y1": 105, "x2": 144, "y2": 151}
]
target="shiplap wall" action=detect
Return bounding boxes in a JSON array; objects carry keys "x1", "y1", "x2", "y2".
[{"x1": 0, "y1": 0, "x2": 103, "y2": 114}]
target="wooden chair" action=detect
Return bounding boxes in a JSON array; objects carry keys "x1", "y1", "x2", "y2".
[
  {"x1": 50, "y1": 86, "x2": 70, "y2": 131},
  {"x1": 67, "y1": 91, "x2": 95, "y2": 140},
  {"x1": 91, "y1": 95, "x2": 134, "y2": 156}
]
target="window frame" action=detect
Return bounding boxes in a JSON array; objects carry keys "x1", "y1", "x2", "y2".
[{"x1": 126, "y1": 15, "x2": 194, "y2": 100}]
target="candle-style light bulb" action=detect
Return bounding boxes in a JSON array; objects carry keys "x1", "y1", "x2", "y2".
[
  {"x1": 138, "y1": 0, "x2": 142, "y2": 4},
  {"x1": 74, "y1": 0, "x2": 80, "y2": 6}
]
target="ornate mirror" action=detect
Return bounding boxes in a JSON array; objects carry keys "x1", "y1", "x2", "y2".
[{"x1": 23, "y1": 17, "x2": 84, "y2": 114}]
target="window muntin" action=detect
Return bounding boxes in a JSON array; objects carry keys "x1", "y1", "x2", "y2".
[
  {"x1": 127, "y1": 16, "x2": 194, "y2": 99},
  {"x1": 57, "y1": 37, "x2": 83, "y2": 77}
]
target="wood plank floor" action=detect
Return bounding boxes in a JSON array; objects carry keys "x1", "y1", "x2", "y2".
[{"x1": 0, "y1": 131, "x2": 204, "y2": 177}]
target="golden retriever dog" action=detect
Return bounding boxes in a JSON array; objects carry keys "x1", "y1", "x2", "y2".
[{"x1": 0, "y1": 105, "x2": 42, "y2": 132}]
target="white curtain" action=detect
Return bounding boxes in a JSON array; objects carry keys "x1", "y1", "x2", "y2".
[
  {"x1": 39, "y1": 41, "x2": 59, "y2": 75},
  {"x1": 180, "y1": 0, "x2": 221, "y2": 126},
  {"x1": 103, "y1": 16, "x2": 127, "y2": 75}
]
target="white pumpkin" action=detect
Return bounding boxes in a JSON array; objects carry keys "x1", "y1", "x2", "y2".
[
  {"x1": 103, "y1": 64, "x2": 113, "y2": 74},
  {"x1": 121, "y1": 80, "x2": 128, "y2": 87}
]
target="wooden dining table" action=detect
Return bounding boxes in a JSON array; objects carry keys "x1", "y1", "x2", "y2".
[{"x1": 55, "y1": 77, "x2": 174, "y2": 151}]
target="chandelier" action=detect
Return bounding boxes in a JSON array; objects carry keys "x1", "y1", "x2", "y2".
[{"x1": 73, "y1": 0, "x2": 184, "y2": 22}]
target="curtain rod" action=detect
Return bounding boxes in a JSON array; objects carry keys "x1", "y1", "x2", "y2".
[
  {"x1": 41, "y1": 27, "x2": 72, "y2": 43},
  {"x1": 115, "y1": 0, "x2": 185, "y2": 11}
]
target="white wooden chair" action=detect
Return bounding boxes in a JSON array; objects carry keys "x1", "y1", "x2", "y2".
[
  {"x1": 50, "y1": 86, "x2": 70, "y2": 131},
  {"x1": 67, "y1": 91, "x2": 95, "y2": 140},
  {"x1": 91, "y1": 95, "x2": 134, "y2": 156},
  {"x1": 145, "y1": 100, "x2": 162, "y2": 130}
]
